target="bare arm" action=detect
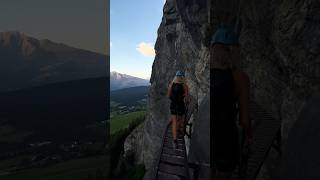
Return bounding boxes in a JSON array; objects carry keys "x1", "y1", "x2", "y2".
[
  {"x1": 183, "y1": 84, "x2": 189, "y2": 97},
  {"x1": 167, "y1": 82, "x2": 173, "y2": 98}
]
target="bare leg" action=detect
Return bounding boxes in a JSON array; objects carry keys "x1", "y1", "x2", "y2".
[
  {"x1": 180, "y1": 114, "x2": 185, "y2": 135},
  {"x1": 176, "y1": 115, "x2": 182, "y2": 137},
  {"x1": 172, "y1": 115, "x2": 177, "y2": 140}
]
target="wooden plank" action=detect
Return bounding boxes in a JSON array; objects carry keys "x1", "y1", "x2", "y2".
[
  {"x1": 164, "y1": 138, "x2": 184, "y2": 144},
  {"x1": 164, "y1": 142, "x2": 184, "y2": 150},
  {"x1": 165, "y1": 133, "x2": 184, "y2": 138},
  {"x1": 164, "y1": 139, "x2": 184, "y2": 145},
  {"x1": 165, "y1": 136, "x2": 184, "y2": 141},
  {"x1": 157, "y1": 172, "x2": 181, "y2": 180},
  {"x1": 159, "y1": 163, "x2": 187, "y2": 177},
  {"x1": 163, "y1": 147, "x2": 185, "y2": 157},
  {"x1": 161, "y1": 154, "x2": 185, "y2": 166}
]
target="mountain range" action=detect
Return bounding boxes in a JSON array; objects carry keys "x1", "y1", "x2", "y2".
[
  {"x1": 110, "y1": 71, "x2": 149, "y2": 91},
  {"x1": 0, "y1": 31, "x2": 108, "y2": 92}
]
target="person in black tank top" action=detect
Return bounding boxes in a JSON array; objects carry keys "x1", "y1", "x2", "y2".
[
  {"x1": 211, "y1": 27, "x2": 252, "y2": 180},
  {"x1": 168, "y1": 70, "x2": 189, "y2": 148}
]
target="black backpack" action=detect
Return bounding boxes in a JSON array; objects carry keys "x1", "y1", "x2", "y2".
[{"x1": 170, "y1": 83, "x2": 185, "y2": 102}]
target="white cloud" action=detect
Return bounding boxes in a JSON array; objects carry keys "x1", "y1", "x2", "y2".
[{"x1": 136, "y1": 42, "x2": 156, "y2": 57}]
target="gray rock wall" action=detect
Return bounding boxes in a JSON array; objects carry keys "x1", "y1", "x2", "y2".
[
  {"x1": 213, "y1": 0, "x2": 320, "y2": 142},
  {"x1": 277, "y1": 93, "x2": 320, "y2": 180},
  {"x1": 123, "y1": 0, "x2": 210, "y2": 171},
  {"x1": 238, "y1": 0, "x2": 320, "y2": 179},
  {"x1": 124, "y1": 0, "x2": 320, "y2": 179},
  {"x1": 239, "y1": 0, "x2": 320, "y2": 144}
]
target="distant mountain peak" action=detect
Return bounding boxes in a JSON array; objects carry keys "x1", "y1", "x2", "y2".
[
  {"x1": 110, "y1": 71, "x2": 149, "y2": 91},
  {"x1": 110, "y1": 71, "x2": 139, "y2": 80}
]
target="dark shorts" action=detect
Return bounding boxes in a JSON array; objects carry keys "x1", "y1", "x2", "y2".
[{"x1": 170, "y1": 101, "x2": 186, "y2": 116}]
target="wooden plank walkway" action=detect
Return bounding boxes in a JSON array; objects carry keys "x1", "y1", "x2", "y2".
[
  {"x1": 154, "y1": 123, "x2": 190, "y2": 180},
  {"x1": 232, "y1": 101, "x2": 281, "y2": 180},
  {"x1": 153, "y1": 98, "x2": 197, "y2": 180}
]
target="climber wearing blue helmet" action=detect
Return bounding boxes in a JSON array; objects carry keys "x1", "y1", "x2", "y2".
[
  {"x1": 211, "y1": 24, "x2": 239, "y2": 46},
  {"x1": 211, "y1": 23, "x2": 252, "y2": 180},
  {"x1": 168, "y1": 70, "x2": 189, "y2": 149},
  {"x1": 175, "y1": 70, "x2": 185, "y2": 77}
]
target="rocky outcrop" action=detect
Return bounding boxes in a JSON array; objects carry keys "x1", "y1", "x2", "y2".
[{"x1": 123, "y1": 123, "x2": 145, "y2": 164}]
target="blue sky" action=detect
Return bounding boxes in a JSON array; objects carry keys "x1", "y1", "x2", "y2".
[{"x1": 110, "y1": 0, "x2": 165, "y2": 80}]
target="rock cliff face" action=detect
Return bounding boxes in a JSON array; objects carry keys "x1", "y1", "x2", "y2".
[
  {"x1": 238, "y1": 0, "x2": 320, "y2": 143},
  {"x1": 276, "y1": 93, "x2": 320, "y2": 180},
  {"x1": 123, "y1": 0, "x2": 210, "y2": 173},
  {"x1": 124, "y1": 0, "x2": 320, "y2": 179},
  {"x1": 232, "y1": 0, "x2": 320, "y2": 179}
]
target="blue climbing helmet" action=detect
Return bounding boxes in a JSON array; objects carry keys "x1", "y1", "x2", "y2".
[
  {"x1": 211, "y1": 24, "x2": 239, "y2": 46},
  {"x1": 175, "y1": 70, "x2": 185, "y2": 77}
]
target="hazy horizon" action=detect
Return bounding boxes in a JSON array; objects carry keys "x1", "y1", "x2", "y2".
[{"x1": 110, "y1": 71, "x2": 150, "y2": 81}]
